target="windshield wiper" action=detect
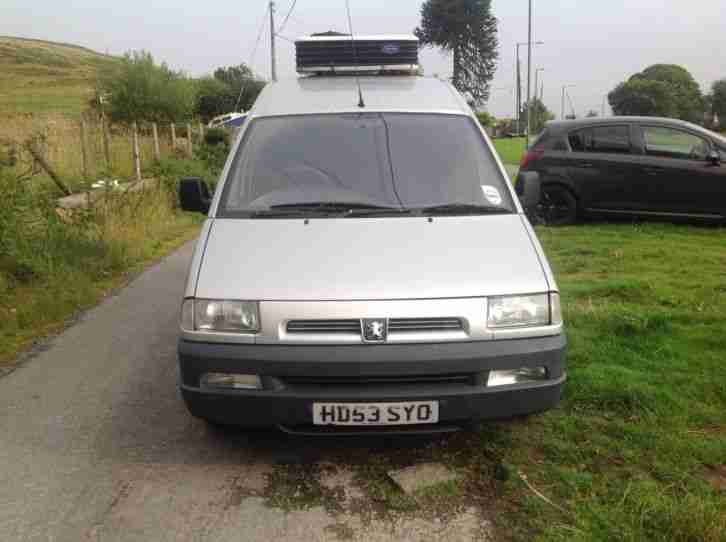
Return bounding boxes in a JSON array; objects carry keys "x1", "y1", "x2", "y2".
[
  {"x1": 269, "y1": 201, "x2": 400, "y2": 212},
  {"x1": 416, "y1": 203, "x2": 510, "y2": 215}
]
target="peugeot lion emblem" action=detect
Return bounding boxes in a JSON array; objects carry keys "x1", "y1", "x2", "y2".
[{"x1": 362, "y1": 319, "x2": 388, "y2": 343}]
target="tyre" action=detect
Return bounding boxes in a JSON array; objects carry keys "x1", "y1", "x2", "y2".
[{"x1": 539, "y1": 185, "x2": 578, "y2": 226}]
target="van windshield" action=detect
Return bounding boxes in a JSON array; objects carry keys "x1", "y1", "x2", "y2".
[{"x1": 218, "y1": 113, "x2": 514, "y2": 217}]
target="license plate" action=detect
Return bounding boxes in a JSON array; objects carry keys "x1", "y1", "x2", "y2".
[{"x1": 313, "y1": 401, "x2": 439, "y2": 426}]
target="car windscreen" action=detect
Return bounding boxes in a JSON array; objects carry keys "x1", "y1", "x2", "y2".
[{"x1": 217, "y1": 113, "x2": 514, "y2": 217}]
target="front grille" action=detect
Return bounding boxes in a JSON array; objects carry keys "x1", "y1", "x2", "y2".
[
  {"x1": 389, "y1": 318, "x2": 464, "y2": 332},
  {"x1": 286, "y1": 318, "x2": 464, "y2": 335},
  {"x1": 286, "y1": 319, "x2": 360, "y2": 334},
  {"x1": 282, "y1": 374, "x2": 475, "y2": 387}
]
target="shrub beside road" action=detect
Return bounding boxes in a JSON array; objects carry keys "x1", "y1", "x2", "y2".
[{"x1": 0, "y1": 161, "x2": 207, "y2": 365}]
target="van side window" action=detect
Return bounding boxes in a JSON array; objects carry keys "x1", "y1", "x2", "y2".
[{"x1": 569, "y1": 126, "x2": 631, "y2": 154}]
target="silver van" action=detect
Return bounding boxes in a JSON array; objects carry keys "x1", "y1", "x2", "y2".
[{"x1": 177, "y1": 36, "x2": 565, "y2": 434}]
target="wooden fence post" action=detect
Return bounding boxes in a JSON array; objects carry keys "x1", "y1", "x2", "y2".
[
  {"x1": 152, "y1": 122, "x2": 161, "y2": 162},
  {"x1": 80, "y1": 117, "x2": 89, "y2": 180},
  {"x1": 171, "y1": 123, "x2": 177, "y2": 150},
  {"x1": 102, "y1": 115, "x2": 112, "y2": 170},
  {"x1": 25, "y1": 140, "x2": 71, "y2": 195},
  {"x1": 198, "y1": 121, "x2": 205, "y2": 144},
  {"x1": 132, "y1": 121, "x2": 142, "y2": 182},
  {"x1": 186, "y1": 123, "x2": 193, "y2": 157}
]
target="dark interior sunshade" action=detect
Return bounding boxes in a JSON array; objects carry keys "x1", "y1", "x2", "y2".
[{"x1": 295, "y1": 35, "x2": 419, "y2": 73}]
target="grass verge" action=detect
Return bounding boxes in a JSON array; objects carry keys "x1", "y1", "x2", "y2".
[
  {"x1": 493, "y1": 137, "x2": 526, "y2": 166},
  {"x1": 0, "y1": 166, "x2": 203, "y2": 366},
  {"x1": 457, "y1": 222, "x2": 726, "y2": 541}
]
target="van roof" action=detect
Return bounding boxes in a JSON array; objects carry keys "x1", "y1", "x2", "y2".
[{"x1": 249, "y1": 76, "x2": 471, "y2": 117}]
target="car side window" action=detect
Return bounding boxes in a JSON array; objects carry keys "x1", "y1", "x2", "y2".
[
  {"x1": 642, "y1": 126, "x2": 710, "y2": 161},
  {"x1": 568, "y1": 126, "x2": 631, "y2": 154},
  {"x1": 590, "y1": 126, "x2": 631, "y2": 154},
  {"x1": 568, "y1": 129, "x2": 590, "y2": 152}
]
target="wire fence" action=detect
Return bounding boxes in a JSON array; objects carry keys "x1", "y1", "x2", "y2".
[{"x1": 0, "y1": 114, "x2": 209, "y2": 191}]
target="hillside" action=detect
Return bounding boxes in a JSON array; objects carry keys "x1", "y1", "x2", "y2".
[{"x1": 0, "y1": 36, "x2": 119, "y2": 117}]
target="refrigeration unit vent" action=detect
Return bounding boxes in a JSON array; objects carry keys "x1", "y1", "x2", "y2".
[{"x1": 295, "y1": 34, "x2": 419, "y2": 75}]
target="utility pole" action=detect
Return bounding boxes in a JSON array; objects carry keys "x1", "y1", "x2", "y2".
[
  {"x1": 516, "y1": 41, "x2": 543, "y2": 136},
  {"x1": 534, "y1": 68, "x2": 544, "y2": 132},
  {"x1": 269, "y1": 1, "x2": 277, "y2": 82},
  {"x1": 561, "y1": 85, "x2": 575, "y2": 119},
  {"x1": 515, "y1": 50, "x2": 522, "y2": 133},
  {"x1": 526, "y1": 0, "x2": 533, "y2": 147}
]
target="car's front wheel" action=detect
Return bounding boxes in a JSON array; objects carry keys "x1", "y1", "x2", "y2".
[{"x1": 538, "y1": 185, "x2": 578, "y2": 226}]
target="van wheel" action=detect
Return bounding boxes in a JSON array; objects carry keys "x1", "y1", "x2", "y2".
[{"x1": 539, "y1": 185, "x2": 578, "y2": 225}]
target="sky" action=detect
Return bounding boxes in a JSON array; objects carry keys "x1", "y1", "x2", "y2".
[{"x1": 3, "y1": 0, "x2": 726, "y2": 119}]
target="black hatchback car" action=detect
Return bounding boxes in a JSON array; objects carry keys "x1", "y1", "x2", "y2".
[{"x1": 517, "y1": 117, "x2": 726, "y2": 224}]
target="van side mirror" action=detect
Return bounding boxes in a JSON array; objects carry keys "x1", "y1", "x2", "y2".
[
  {"x1": 707, "y1": 150, "x2": 721, "y2": 166},
  {"x1": 516, "y1": 171, "x2": 541, "y2": 219},
  {"x1": 179, "y1": 177, "x2": 211, "y2": 214}
]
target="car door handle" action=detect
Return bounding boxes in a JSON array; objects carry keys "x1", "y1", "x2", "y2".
[
  {"x1": 643, "y1": 167, "x2": 664, "y2": 176},
  {"x1": 580, "y1": 162, "x2": 594, "y2": 168}
]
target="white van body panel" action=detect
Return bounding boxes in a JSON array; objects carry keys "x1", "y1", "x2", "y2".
[{"x1": 194, "y1": 215, "x2": 548, "y2": 302}]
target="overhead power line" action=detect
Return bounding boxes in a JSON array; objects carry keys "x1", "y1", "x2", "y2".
[
  {"x1": 235, "y1": 3, "x2": 270, "y2": 111},
  {"x1": 278, "y1": 0, "x2": 298, "y2": 35},
  {"x1": 249, "y1": 3, "x2": 270, "y2": 78},
  {"x1": 275, "y1": 34, "x2": 296, "y2": 44}
]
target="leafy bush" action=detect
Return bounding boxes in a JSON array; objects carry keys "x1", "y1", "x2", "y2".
[
  {"x1": 100, "y1": 50, "x2": 196, "y2": 123},
  {"x1": 476, "y1": 111, "x2": 496, "y2": 128},
  {"x1": 0, "y1": 166, "x2": 201, "y2": 361},
  {"x1": 204, "y1": 127, "x2": 229, "y2": 146},
  {"x1": 194, "y1": 64, "x2": 265, "y2": 121}
]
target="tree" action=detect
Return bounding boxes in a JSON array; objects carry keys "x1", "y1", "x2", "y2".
[
  {"x1": 608, "y1": 64, "x2": 703, "y2": 122},
  {"x1": 609, "y1": 79, "x2": 677, "y2": 118},
  {"x1": 100, "y1": 51, "x2": 196, "y2": 124},
  {"x1": 195, "y1": 77, "x2": 236, "y2": 121},
  {"x1": 476, "y1": 111, "x2": 496, "y2": 128},
  {"x1": 415, "y1": 0, "x2": 498, "y2": 105},
  {"x1": 519, "y1": 98, "x2": 555, "y2": 133},
  {"x1": 213, "y1": 64, "x2": 266, "y2": 112},
  {"x1": 195, "y1": 64, "x2": 265, "y2": 121},
  {"x1": 711, "y1": 79, "x2": 726, "y2": 121}
]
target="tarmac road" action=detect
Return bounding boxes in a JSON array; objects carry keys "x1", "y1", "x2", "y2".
[{"x1": 0, "y1": 241, "x2": 492, "y2": 542}]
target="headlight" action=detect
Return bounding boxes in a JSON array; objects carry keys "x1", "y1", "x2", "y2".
[
  {"x1": 487, "y1": 293, "x2": 556, "y2": 328},
  {"x1": 180, "y1": 299, "x2": 260, "y2": 333}
]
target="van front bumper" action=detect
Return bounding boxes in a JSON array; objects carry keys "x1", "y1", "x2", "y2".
[{"x1": 178, "y1": 335, "x2": 566, "y2": 433}]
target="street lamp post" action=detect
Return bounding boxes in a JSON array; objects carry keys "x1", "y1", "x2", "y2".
[
  {"x1": 526, "y1": 0, "x2": 532, "y2": 147},
  {"x1": 515, "y1": 41, "x2": 543, "y2": 135},
  {"x1": 561, "y1": 85, "x2": 576, "y2": 119},
  {"x1": 533, "y1": 67, "x2": 544, "y2": 132}
]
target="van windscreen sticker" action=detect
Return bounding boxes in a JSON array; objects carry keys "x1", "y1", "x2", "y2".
[{"x1": 481, "y1": 185, "x2": 503, "y2": 205}]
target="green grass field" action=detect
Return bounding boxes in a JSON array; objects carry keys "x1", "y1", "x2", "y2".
[
  {"x1": 0, "y1": 36, "x2": 118, "y2": 116},
  {"x1": 490, "y1": 223, "x2": 726, "y2": 540},
  {"x1": 493, "y1": 137, "x2": 527, "y2": 166}
]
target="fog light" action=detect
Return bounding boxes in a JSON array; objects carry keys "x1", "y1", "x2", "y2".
[
  {"x1": 201, "y1": 373, "x2": 262, "y2": 390},
  {"x1": 487, "y1": 367, "x2": 548, "y2": 387}
]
